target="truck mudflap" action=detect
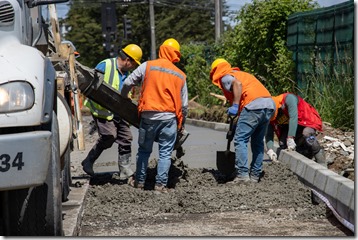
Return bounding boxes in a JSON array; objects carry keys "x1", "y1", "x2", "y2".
[{"x1": 0, "y1": 131, "x2": 51, "y2": 190}]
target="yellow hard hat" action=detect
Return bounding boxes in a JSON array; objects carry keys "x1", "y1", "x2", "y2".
[
  {"x1": 211, "y1": 58, "x2": 228, "y2": 70},
  {"x1": 162, "y1": 38, "x2": 180, "y2": 52},
  {"x1": 122, "y1": 44, "x2": 143, "y2": 65}
]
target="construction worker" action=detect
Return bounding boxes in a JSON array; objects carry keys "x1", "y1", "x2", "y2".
[
  {"x1": 210, "y1": 58, "x2": 275, "y2": 183},
  {"x1": 121, "y1": 38, "x2": 188, "y2": 193},
  {"x1": 265, "y1": 93, "x2": 326, "y2": 166},
  {"x1": 81, "y1": 44, "x2": 143, "y2": 179}
]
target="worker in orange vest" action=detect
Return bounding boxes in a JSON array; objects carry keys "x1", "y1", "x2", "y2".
[
  {"x1": 210, "y1": 58, "x2": 275, "y2": 183},
  {"x1": 266, "y1": 93, "x2": 326, "y2": 166},
  {"x1": 121, "y1": 38, "x2": 188, "y2": 193}
]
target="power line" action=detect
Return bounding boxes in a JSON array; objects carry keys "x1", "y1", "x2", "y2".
[
  {"x1": 156, "y1": 0, "x2": 214, "y2": 11},
  {"x1": 67, "y1": 0, "x2": 214, "y2": 11}
]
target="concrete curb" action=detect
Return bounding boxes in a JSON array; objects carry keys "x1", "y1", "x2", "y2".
[
  {"x1": 62, "y1": 182, "x2": 89, "y2": 236},
  {"x1": 186, "y1": 118, "x2": 355, "y2": 227},
  {"x1": 276, "y1": 146, "x2": 355, "y2": 227},
  {"x1": 186, "y1": 118, "x2": 229, "y2": 132}
]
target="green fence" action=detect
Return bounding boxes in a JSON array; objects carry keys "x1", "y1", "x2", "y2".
[{"x1": 287, "y1": 0, "x2": 354, "y2": 89}]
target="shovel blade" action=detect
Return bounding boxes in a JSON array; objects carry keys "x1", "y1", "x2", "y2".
[{"x1": 216, "y1": 150, "x2": 236, "y2": 176}]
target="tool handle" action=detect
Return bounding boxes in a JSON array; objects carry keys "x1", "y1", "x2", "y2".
[{"x1": 226, "y1": 116, "x2": 236, "y2": 151}]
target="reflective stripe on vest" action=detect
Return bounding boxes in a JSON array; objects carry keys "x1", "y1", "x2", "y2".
[
  {"x1": 84, "y1": 58, "x2": 120, "y2": 120},
  {"x1": 139, "y1": 59, "x2": 186, "y2": 129},
  {"x1": 149, "y1": 66, "x2": 185, "y2": 80}
]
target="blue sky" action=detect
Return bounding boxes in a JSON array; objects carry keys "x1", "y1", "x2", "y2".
[{"x1": 223, "y1": 0, "x2": 352, "y2": 25}]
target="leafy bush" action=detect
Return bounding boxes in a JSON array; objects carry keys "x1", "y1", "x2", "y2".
[
  {"x1": 215, "y1": 0, "x2": 317, "y2": 95},
  {"x1": 179, "y1": 44, "x2": 223, "y2": 106}
]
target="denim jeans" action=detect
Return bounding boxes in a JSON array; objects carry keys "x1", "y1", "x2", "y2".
[
  {"x1": 233, "y1": 108, "x2": 274, "y2": 178},
  {"x1": 135, "y1": 117, "x2": 177, "y2": 186}
]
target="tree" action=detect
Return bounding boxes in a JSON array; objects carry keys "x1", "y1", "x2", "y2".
[
  {"x1": 63, "y1": 0, "x2": 219, "y2": 67},
  {"x1": 179, "y1": 44, "x2": 221, "y2": 106},
  {"x1": 216, "y1": 0, "x2": 318, "y2": 95},
  {"x1": 64, "y1": 2, "x2": 106, "y2": 67},
  {"x1": 154, "y1": 0, "x2": 215, "y2": 45}
]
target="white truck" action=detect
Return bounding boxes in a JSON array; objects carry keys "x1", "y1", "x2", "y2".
[{"x1": 0, "y1": 0, "x2": 80, "y2": 235}]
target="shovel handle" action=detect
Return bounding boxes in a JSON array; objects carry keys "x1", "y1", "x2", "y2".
[{"x1": 226, "y1": 116, "x2": 236, "y2": 151}]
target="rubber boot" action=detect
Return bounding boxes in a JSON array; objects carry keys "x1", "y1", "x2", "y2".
[
  {"x1": 314, "y1": 149, "x2": 327, "y2": 167},
  {"x1": 118, "y1": 153, "x2": 134, "y2": 180},
  {"x1": 81, "y1": 147, "x2": 101, "y2": 176},
  {"x1": 81, "y1": 157, "x2": 95, "y2": 176}
]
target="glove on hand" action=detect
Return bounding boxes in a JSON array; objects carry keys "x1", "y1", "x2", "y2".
[
  {"x1": 227, "y1": 104, "x2": 239, "y2": 116},
  {"x1": 286, "y1": 137, "x2": 296, "y2": 151},
  {"x1": 267, "y1": 149, "x2": 278, "y2": 162}
]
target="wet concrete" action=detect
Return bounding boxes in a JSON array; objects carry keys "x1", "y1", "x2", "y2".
[{"x1": 76, "y1": 116, "x2": 352, "y2": 236}]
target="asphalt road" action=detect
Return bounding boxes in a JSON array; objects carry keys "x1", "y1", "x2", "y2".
[{"x1": 94, "y1": 123, "x2": 254, "y2": 173}]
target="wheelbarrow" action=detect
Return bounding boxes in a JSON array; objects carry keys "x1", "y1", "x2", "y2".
[{"x1": 216, "y1": 116, "x2": 236, "y2": 178}]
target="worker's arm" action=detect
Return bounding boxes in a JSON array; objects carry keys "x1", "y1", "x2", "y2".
[
  {"x1": 265, "y1": 123, "x2": 278, "y2": 161},
  {"x1": 94, "y1": 61, "x2": 105, "y2": 74},
  {"x1": 265, "y1": 124, "x2": 275, "y2": 150},
  {"x1": 222, "y1": 75, "x2": 242, "y2": 115},
  {"x1": 231, "y1": 79, "x2": 242, "y2": 106},
  {"x1": 121, "y1": 62, "x2": 147, "y2": 98},
  {"x1": 285, "y1": 94, "x2": 299, "y2": 137},
  {"x1": 222, "y1": 74, "x2": 242, "y2": 105}
]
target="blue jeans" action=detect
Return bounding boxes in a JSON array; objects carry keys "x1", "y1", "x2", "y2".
[
  {"x1": 135, "y1": 117, "x2": 177, "y2": 186},
  {"x1": 233, "y1": 108, "x2": 274, "y2": 178}
]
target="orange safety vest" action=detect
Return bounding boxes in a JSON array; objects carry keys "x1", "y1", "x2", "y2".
[
  {"x1": 272, "y1": 93, "x2": 323, "y2": 132},
  {"x1": 211, "y1": 62, "x2": 271, "y2": 113},
  {"x1": 138, "y1": 58, "x2": 186, "y2": 129}
]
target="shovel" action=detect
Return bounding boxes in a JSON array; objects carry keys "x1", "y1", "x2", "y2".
[{"x1": 216, "y1": 116, "x2": 236, "y2": 177}]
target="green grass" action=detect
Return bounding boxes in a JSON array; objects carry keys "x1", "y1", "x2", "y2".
[{"x1": 298, "y1": 57, "x2": 354, "y2": 131}]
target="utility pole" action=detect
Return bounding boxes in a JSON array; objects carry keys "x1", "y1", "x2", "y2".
[
  {"x1": 215, "y1": 0, "x2": 223, "y2": 42},
  {"x1": 149, "y1": 0, "x2": 156, "y2": 59},
  {"x1": 101, "y1": 3, "x2": 118, "y2": 57}
]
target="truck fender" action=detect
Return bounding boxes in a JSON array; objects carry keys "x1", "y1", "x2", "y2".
[{"x1": 57, "y1": 94, "x2": 72, "y2": 158}]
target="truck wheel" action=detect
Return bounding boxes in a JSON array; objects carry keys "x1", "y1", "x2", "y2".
[
  {"x1": 43, "y1": 111, "x2": 63, "y2": 235},
  {"x1": 61, "y1": 146, "x2": 72, "y2": 202},
  {"x1": 57, "y1": 93, "x2": 72, "y2": 159},
  {"x1": 4, "y1": 112, "x2": 63, "y2": 236}
]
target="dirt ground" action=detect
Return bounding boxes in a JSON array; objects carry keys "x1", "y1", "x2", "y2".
[{"x1": 78, "y1": 114, "x2": 353, "y2": 237}]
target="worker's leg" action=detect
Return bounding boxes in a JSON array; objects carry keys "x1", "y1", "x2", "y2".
[
  {"x1": 156, "y1": 118, "x2": 177, "y2": 187},
  {"x1": 115, "y1": 118, "x2": 134, "y2": 180},
  {"x1": 250, "y1": 108, "x2": 274, "y2": 182},
  {"x1": 82, "y1": 116, "x2": 117, "y2": 175},
  {"x1": 134, "y1": 118, "x2": 156, "y2": 185},
  {"x1": 302, "y1": 127, "x2": 327, "y2": 167},
  {"x1": 233, "y1": 108, "x2": 257, "y2": 180}
]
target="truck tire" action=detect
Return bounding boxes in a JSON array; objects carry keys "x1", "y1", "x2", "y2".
[
  {"x1": 45, "y1": 111, "x2": 63, "y2": 235},
  {"x1": 57, "y1": 93, "x2": 72, "y2": 159},
  {"x1": 4, "y1": 112, "x2": 63, "y2": 236},
  {"x1": 61, "y1": 146, "x2": 72, "y2": 202},
  {"x1": 57, "y1": 94, "x2": 73, "y2": 203}
]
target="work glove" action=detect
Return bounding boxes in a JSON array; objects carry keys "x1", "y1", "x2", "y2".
[
  {"x1": 267, "y1": 149, "x2": 278, "y2": 162},
  {"x1": 227, "y1": 104, "x2": 239, "y2": 116},
  {"x1": 286, "y1": 137, "x2": 296, "y2": 151}
]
